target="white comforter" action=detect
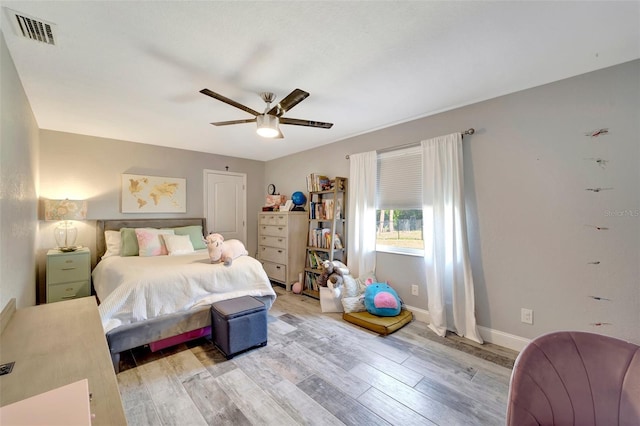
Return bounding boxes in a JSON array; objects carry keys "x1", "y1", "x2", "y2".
[{"x1": 93, "y1": 250, "x2": 276, "y2": 333}]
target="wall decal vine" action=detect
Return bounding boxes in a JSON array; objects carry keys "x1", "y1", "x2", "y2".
[
  {"x1": 584, "y1": 128, "x2": 609, "y2": 137},
  {"x1": 585, "y1": 187, "x2": 613, "y2": 193}
]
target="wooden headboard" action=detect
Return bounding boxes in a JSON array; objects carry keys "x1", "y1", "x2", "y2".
[{"x1": 96, "y1": 218, "x2": 206, "y2": 260}]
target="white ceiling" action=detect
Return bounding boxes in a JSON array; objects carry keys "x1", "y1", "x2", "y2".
[{"x1": 1, "y1": 1, "x2": 638, "y2": 161}]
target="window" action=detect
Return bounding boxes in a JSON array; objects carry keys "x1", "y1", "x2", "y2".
[{"x1": 376, "y1": 146, "x2": 424, "y2": 254}]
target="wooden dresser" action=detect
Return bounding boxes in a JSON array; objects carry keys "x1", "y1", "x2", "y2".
[
  {"x1": 0, "y1": 297, "x2": 126, "y2": 425},
  {"x1": 257, "y1": 211, "x2": 307, "y2": 291}
]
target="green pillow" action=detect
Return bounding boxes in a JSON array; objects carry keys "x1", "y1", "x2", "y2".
[
  {"x1": 173, "y1": 225, "x2": 206, "y2": 250},
  {"x1": 120, "y1": 228, "x2": 139, "y2": 256}
]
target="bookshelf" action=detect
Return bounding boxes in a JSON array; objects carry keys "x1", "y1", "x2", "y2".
[{"x1": 303, "y1": 176, "x2": 347, "y2": 299}]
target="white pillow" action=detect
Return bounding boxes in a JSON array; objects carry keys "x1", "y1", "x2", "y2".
[
  {"x1": 342, "y1": 274, "x2": 359, "y2": 298},
  {"x1": 356, "y1": 271, "x2": 379, "y2": 294},
  {"x1": 162, "y1": 234, "x2": 195, "y2": 256},
  {"x1": 342, "y1": 295, "x2": 366, "y2": 313},
  {"x1": 135, "y1": 228, "x2": 175, "y2": 256},
  {"x1": 102, "y1": 230, "x2": 122, "y2": 259}
]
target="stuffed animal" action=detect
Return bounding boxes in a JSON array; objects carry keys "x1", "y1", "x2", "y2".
[
  {"x1": 317, "y1": 259, "x2": 345, "y2": 298},
  {"x1": 341, "y1": 274, "x2": 375, "y2": 313},
  {"x1": 204, "y1": 233, "x2": 248, "y2": 266},
  {"x1": 364, "y1": 282, "x2": 402, "y2": 317}
]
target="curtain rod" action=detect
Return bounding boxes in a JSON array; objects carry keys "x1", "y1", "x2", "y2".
[{"x1": 345, "y1": 128, "x2": 475, "y2": 160}]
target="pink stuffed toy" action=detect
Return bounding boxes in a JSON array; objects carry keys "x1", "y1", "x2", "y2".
[{"x1": 204, "y1": 233, "x2": 248, "y2": 266}]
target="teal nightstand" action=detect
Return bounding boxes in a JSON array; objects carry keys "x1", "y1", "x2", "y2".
[{"x1": 46, "y1": 247, "x2": 91, "y2": 303}]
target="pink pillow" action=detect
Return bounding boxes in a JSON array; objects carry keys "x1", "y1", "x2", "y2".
[{"x1": 135, "y1": 228, "x2": 174, "y2": 256}]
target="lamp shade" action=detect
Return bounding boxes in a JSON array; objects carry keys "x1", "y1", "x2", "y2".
[
  {"x1": 44, "y1": 199, "x2": 87, "y2": 250},
  {"x1": 256, "y1": 114, "x2": 280, "y2": 138},
  {"x1": 44, "y1": 199, "x2": 87, "y2": 221}
]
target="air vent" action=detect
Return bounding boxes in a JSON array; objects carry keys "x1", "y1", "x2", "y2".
[{"x1": 6, "y1": 8, "x2": 56, "y2": 45}]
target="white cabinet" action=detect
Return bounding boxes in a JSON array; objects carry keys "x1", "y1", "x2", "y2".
[{"x1": 257, "y1": 211, "x2": 307, "y2": 291}]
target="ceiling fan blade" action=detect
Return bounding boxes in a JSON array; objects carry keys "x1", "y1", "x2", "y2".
[
  {"x1": 267, "y1": 88, "x2": 309, "y2": 116},
  {"x1": 210, "y1": 118, "x2": 257, "y2": 126},
  {"x1": 200, "y1": 88, "x2": 260, "y2": 116},
  {"x1": 280, "y1": 117, "x2": 333, "y2": 129}
]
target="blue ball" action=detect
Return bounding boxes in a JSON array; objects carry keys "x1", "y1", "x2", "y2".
[{"x1": 291, "y1": 191, "x2": 307, "y2": 207}]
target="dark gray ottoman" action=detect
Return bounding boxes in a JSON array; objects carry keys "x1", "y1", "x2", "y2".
[{"x1": 211, "y1": 296, "x2": 267, "y2": 359}]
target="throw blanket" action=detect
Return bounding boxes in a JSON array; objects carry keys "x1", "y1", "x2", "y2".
[{"x1": 92, "y1": 250, "x2": 276, "y2": 333}]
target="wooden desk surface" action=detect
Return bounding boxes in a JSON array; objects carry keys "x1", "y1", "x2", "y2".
[{"x1": 0, "y1": 297, "x2": 127, "y2": 425}]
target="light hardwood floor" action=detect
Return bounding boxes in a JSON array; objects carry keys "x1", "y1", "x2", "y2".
[{"x1": 117, "y1": 286, "x2": 518, "y2": 425}]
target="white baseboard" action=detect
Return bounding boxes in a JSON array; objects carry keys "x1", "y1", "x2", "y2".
[
  {"x1": 405, "y1": 304, "x2": 430, "y2": 323},
  {"x1": 405, "y1": 304, "x2": 530, "y2": 352},
  {"x1": 477, "y1": 326, "x2": 530, "y2": 352}
]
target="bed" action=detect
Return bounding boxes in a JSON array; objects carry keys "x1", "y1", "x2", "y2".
[{"x1": 93, "y1": 218, "x2": 276, "y2": 372}]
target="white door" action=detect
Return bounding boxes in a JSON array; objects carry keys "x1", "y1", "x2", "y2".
[{"x1": 204, "y1": 170, "x2": 246, "y2": 243}]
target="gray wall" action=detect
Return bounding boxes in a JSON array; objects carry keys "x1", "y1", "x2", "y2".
[
  {"x1": 37, "y1": 131, "x2": 266, "y2": 302},
  {"x1": 0, "y1": 31, "x2": 40, "y2": 310},
  {"x1": 266, "y1": 60, "x2": 640, "y2": 344}
]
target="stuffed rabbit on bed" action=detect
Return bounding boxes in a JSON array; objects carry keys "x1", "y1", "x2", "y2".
[{"x1": 204, "y1": 233, "x2": 248, "y2": 266}]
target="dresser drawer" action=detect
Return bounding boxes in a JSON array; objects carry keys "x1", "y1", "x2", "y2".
[
  {"x1": 47, "y1": 254, "x2": 90, "y2": 284},
  {"x1": 261, "y1": 261, "x2": 286, "y2": 282},
  {"x1": 258, "y1": 245, "x2": 286, "y2": 264},
  {"x1": 259, "y1": 235, "x2": 286, "y2": 249},
  {"x1": 259, "y1": 225, "x2": 287, "y2": 238},
  {"x1": 274, "y1": 215, "x2": 287, "y2": 226},
  {"x1": 260, "y1": 214, "x2": 288, "y2": 226},
  {"x1": 47, "y1": 280, "x2": 90, "y2": 303},
  {"x1": 259, "y1": 214, "x2": 275, "y2": 225}
]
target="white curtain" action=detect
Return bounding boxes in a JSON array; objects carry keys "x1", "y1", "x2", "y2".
[
  {"x1": 422, "y1": 133, "x2": 483, "y2": 343},
  {"x1": 347, "y1": 151, "x2": 377, "y2": 279}
]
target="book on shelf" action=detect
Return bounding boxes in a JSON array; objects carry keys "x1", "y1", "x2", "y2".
[
  {"x1": 305, "y1": 271, "x2": 319, "y2": 292},
  {"x1": 307, "y1": 250, "x2": 329, "y2": 268},
  {"x1": 322, "y1": 228, "x2": 331, "y2": 249},
  {"x1": 309, "y1": 227, "x2": 333, "y2": 249},
  {"x1": 306, "y1": 173, "x2": 331, "y2": 192},
  {"x1": 309, "y1": 228, "x2": 316, "y2": 247},
  {"x1": 310, "y1": 199, "x2": 336, "y2": 221},
  {"x1": 324, "y1": 199, "x2": 334, "y2": 220},
  {"x1": 319, "y1": 176, "x2": 331, "y2": 191},
  {"x1": 333, "y1": 233, "x2": 343, "y2": 249}
]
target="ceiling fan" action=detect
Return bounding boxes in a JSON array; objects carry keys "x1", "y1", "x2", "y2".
[{"x1": 200, "y1": 88, "x2": 333, "y2": 139}]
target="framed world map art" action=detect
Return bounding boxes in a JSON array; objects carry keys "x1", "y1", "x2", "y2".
[{"x1": 121, "y1": 174, "x2": 186, "y2": 213}]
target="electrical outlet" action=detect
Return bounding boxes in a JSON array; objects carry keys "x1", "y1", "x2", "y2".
[
  {"x1": 521, "y1": 308, "x2": 533, "y2": 325},
  {"x1": 411, "y1": 284, "x2": 419, "y2": 296}
]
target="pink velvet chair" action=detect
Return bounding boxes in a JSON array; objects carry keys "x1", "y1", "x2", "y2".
[{"x1": 506, "y1": 331, "x2": 640, "y2": 425}]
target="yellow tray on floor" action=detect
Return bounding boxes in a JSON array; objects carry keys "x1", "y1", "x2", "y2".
[{"x1": 342, "y1": 309, "x2": 413, "y2": 335}]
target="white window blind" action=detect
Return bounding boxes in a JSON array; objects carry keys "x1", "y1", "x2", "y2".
[{"x1": 376, "y1": 146, "x2": 422, "y2": 210}]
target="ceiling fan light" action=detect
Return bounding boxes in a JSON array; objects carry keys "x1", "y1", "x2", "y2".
[{"x1": 256, "y1": 114, "x2": 280, "y2": 138}]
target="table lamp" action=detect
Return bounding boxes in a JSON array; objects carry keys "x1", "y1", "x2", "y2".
[{"x1": 44, "y1": 199, "x2": 87, "y2": 251}]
